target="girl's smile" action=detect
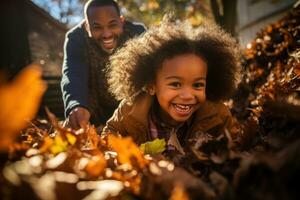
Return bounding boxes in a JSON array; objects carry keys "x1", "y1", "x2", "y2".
[
  {"x1": 150, "y1": 53, "x2": 207, "y2": 126},
  {"x1": 172, "y1": 103, "x2": 196, "y2": 115}
]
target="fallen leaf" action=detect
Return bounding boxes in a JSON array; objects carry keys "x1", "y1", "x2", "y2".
[
  {"x1": 85, "y1": 150, "x2": 106, "y2": 177},
  {"x1": 108, "y1": 134, "x2": 148, "y2": 169},
  {"x1": 169, "y1": 184, "x2": 189, "y2": 200},
  {"x1": 140, "y1": 138, "x2": 166, "y2": 155}
]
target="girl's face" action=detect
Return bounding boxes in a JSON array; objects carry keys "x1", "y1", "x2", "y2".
[{"x1": 150, "y1": 54, "x2": 207, "y2": 126}]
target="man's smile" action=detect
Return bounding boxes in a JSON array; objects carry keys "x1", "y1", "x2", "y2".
[{"x1": 101, "y1": 37, "x2": 116, "y2": 50}]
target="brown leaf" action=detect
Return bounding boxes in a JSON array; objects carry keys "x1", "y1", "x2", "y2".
[
  {"x1": 293, "y1": 63, "x2": 300, "y2": 78},
  {"x1": 85, "y1": 125, "x2": 101, "y2": 149}
]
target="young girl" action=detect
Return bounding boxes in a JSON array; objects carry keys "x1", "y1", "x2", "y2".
[{"x1": 102, "y1": 18, "x2": 240, "y2": 155}]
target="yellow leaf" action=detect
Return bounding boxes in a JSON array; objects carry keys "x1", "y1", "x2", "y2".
[
  {"x1": 66, "y1": 133, "x2": 77, "y2": 145},
  {"x1": 50, "y1": 135, "x2": 68, "y2": 155},
  {"x1": 140, "y1": 138, "x2": 166, "y2": 155}
]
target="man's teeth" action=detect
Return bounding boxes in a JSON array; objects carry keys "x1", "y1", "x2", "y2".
[{"x1": 103, "y1": 39, "x2": 114, "y2": 44}]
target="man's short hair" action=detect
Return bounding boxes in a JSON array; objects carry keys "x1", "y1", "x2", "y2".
[{"x1": 84, "y1": 0, "x2": 121, "y2": 19}]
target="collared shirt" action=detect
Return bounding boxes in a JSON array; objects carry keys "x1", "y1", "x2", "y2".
[{"x1": 147, "y1": 101, "x2": 193, "y2": 155}]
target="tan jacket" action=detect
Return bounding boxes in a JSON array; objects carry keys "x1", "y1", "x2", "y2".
[{"x1": 103, "y1": 93, "x2": 233, "y2": 145}]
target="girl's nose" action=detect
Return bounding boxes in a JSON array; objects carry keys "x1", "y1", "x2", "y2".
[{"x1": 179, "y1": 88, "x2": 194, "y2": 100}]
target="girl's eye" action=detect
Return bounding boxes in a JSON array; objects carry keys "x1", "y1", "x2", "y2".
[
  {"x1": 169, "y1": 82, "x2": 181, "y2": 88},
  {"x1": 193, "y1": 82, "x2": 205, "y2": 89}
]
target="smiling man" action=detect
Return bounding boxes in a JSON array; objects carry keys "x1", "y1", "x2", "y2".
[{"x1": 61, "y1": 0, "x2": 145, "y2": 130}]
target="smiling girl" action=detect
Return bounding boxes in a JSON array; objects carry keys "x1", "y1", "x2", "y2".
[{"x1": 102, "y1": 18, "x2": 241, "y2": 155}]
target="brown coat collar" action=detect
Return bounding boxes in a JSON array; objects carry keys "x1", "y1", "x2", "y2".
[{"x1": 104, "y1": 93, "x2": 231, "y2": 144}]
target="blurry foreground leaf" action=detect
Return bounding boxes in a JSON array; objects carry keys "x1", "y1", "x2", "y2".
[
  {"x1": 0, "y1": 65, "x2": 46, "y2": 151},
  {"x1": 84, "y1": 150, "x2": 106, "y2": 177},
  {"x1": 66, "y1": 133, "x2": 77, "y2": 145},
  {"x1": 169, "y1": 184, "x2": 189, "y2": 200},
  {"x1": 108, "y1": 134, "x2": 149, "y2": 169},
  {"x1": 50, "y1": 135, "x2": 68, "y2": 155},
  {"x1": 78, "y1": 180, "x2": 124, "y2": 200}
]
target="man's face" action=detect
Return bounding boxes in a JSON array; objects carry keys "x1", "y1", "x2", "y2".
[{"x1": 87, "y1": 6, "x2": 124, "y2": 54}]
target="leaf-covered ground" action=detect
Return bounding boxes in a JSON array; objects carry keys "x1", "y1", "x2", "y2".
[{"x1": 0, "y1": 5, "x2": 299, "y2": 200}]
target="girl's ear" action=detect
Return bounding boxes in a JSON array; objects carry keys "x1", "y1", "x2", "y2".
[{"x1": 147, "y1": 84, "x2": 156, "y2": 96}]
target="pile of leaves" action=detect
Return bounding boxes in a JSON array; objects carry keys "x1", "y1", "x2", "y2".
[
  {"x1": 1, "y1": 4, "x2": 300, "y2": 200},
  {"x1": 2, "y1": 109, "x2": 203, "y2": 200},
  {"x1": 229, "y1": 3, "x2": 300, "y2": 199},
  {"x1": 231, "y1": 2, "x2": 300, "y2": 150}
]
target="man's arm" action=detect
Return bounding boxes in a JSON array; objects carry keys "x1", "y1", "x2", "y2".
[{"x1": 61, "y1": 27, "x2": 90, "y2": 129}]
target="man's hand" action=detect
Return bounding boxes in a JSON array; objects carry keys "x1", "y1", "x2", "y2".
[{"x1": 65, "y1": 107, "x2": 91, "y2": 130}]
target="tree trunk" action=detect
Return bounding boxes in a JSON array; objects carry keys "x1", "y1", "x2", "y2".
[{"x1": 210, "y1": 0, "x2": 237, "y2": 36}]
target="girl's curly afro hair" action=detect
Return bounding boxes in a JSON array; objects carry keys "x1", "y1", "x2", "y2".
[{"x1": 107, "y1": 17, "x2": 241, "y2": 103}]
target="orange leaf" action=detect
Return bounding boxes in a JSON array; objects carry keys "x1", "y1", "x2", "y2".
[
  {"x1": 39, "y1": 136, "x2": 54, "y2": 153},
  {"x1": 169, "y1": 184, "x2": 190, "y2": 200},
  {"x1": 85, "y1": 150, "x2": 106, "y2": 177},
  {"x1": 107, "y1": 134, "x2": 148, "y2": 169},
  {"x1": 0, "y1": 65, "x2": 46, "y2": 151}
]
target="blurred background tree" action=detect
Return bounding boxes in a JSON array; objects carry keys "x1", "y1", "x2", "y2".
[
  {"x1": 32, "y1": 0, "x2": 239, "y2": 35},
  {"x1": 117, "y1": 0, "x2": 213, "y2": 27},
  {"x1": 32, "y1": 0, "x2": 86, "y2": 25},
  {"x1": 31, "y1": 0, "x2": 216, "y2": 27}
]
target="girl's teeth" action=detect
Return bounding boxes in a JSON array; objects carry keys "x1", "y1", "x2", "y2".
[{"x1": 174, "y1": 104, "x2": 192, "y2": 112}]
